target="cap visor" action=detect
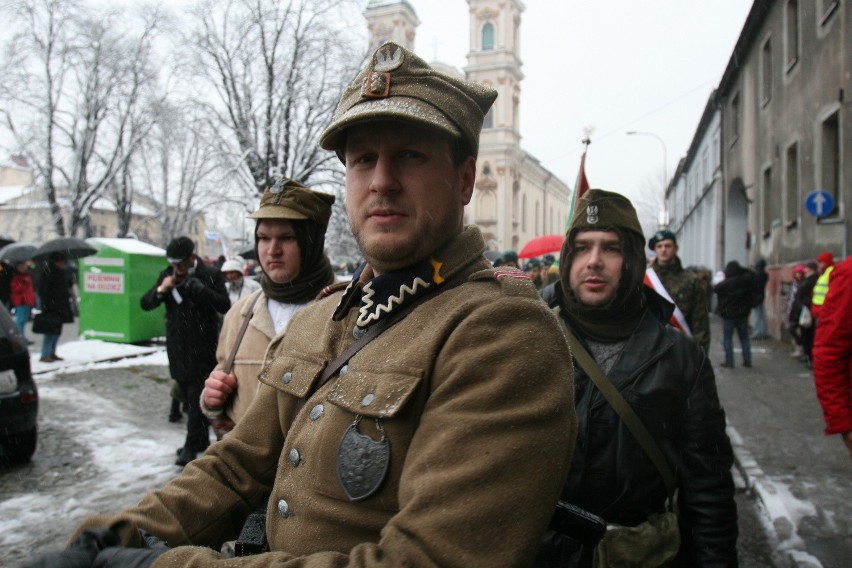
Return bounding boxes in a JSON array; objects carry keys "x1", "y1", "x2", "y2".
[{"x1": 320, "y1": 97, "x2": 461, "y2": 150}]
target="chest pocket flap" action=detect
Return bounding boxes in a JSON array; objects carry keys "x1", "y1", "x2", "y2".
[
  {"x1": 327, "y1": 365, "x2": 423, "y2": 419},
  {"x1": 258, "y1": 352, "x2": 326, "y2": 397}
]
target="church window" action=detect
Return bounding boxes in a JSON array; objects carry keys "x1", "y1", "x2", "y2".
[
  {"x1": 483, "y1": 107, "x2": 494, "y2": 129},
  {"x1": 482, "y1": 23, "x2": 495, "y2": 50}
]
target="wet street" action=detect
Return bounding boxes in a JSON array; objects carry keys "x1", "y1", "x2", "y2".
[
  {"x1": 0, "y1": 364, "x2": 184, "y2": 566},
  {"x1": 1, "y1": 355, "x2": 787, "y2": 567}
]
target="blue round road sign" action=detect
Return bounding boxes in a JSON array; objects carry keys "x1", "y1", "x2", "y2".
[{"x1": 805, "y1": 190, "x2": 835, "y2": 218}]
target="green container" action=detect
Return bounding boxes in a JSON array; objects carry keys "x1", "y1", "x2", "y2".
[{"x1": 78, "y1": 238, "x2": 166, "y2": 343}]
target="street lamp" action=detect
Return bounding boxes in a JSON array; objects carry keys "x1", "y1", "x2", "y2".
[{"x1": 627, "y1": 130, "x2": 668, "y2": 227}]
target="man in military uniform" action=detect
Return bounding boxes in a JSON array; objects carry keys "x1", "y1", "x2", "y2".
[
  {"x1": 538, "y1": 190, "x2": 737, "y2": 566},
  {"x1": 38, "y1": 43, "x2": 577, "y2": 567},
  {"x1": 647, "y1": 229, "x2": 710, "y2": 351}
]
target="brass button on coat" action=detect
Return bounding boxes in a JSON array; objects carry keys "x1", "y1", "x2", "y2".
[
  {"x1": 282, "y1": 371, "x2": 292, "y2": 384},
  {"x1": 361, "y1": 393, "x2": 375, "y2": 407},
  {"x1": 289, "y1": 448, "x2": 301, "y2": 467},
  {"x1": 310, "y1": 404, "x2": 324, "y2": 421}
]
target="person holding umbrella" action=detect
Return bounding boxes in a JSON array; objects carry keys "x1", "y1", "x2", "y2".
[{"x1": 34, "y1": 253, "x2": 75, "y2": 362}]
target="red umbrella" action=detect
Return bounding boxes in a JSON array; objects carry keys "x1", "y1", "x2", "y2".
[{"x1": 518, "y1": 234, "x2": 564, "y2": 259}]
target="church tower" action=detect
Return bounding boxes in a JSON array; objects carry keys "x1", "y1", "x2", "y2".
[
  {"x1": 362, "y1": 1, "x2": 569, "y2": 256},
  {"x1": 464, "y1": 0, "x2": 526, "y2": 252},
  {"x1": 364, "y1": 0, "x2": 420, "y2": 52}
]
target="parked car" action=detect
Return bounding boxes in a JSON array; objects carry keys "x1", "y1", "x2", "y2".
[{"x1": 0, "y1": 303, "x2": 38, "y2": 465}]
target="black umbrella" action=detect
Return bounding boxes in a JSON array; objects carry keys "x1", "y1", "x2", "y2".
[
  {"x1": 0, "y1": 235, "x2": 14, "y2": 249},
  {"x1": 238, "y1": 245, "x2": 256, "y2": 260},
  {"x1": 0, "y1": 241, "x2": 39, "y2": 264},
  {"x1": 32, "y1": 237, "x2": 97, "y2": 261}
]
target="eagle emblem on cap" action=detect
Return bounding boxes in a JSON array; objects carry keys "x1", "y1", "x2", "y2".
[
  {"x1": 374, "y1": 45, "x2": 403, "y2": 72},
  {"x1": 586, "y1": 205, "x2": 599, "y2": 224}
]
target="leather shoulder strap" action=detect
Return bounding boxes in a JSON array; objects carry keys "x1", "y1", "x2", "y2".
[{"x1": 222, "y1": 293, "x2": 262, "y2": 374}]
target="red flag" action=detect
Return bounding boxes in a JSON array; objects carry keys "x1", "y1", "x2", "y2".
[
  {"x1": 575, "y1": 150, "x2": 590, "y2": 200},
  {"x1": 567, "y1": 147, "x2": 591, "y2": 220}
]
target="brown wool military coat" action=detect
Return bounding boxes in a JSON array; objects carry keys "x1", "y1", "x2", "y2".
[
  {"x1": 73, "y1": 227, "x2": 577, "y2": 568},
  {"x1": 201, "y1": 289, "x2": 279, "y2": 424}
]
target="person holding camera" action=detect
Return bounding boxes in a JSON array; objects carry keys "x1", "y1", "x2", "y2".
[{"x1": 141, "y1": 236, "x2": 230, "y2": 467}]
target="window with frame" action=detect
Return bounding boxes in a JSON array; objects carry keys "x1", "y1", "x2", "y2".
[
  {"x1": 821, "y1": 112, "x2": 841, "y2": 218},
  {"x1": 483, "y1": 107, "x2": 494, "y2": 129},
  {"x1": 761, "y1": 37, "x2": 772, "y2": 106},
  {"x1": 482, "y1": 23, "x2": 495, "y2": 50},
  {"x1": 784, "y1": 0, "x2": 800, "y2": 71},
  {"x1": 785, "y1": 142, "x2": 799, "y2": 225},
  {"x1": 762, "y1": 165, "x2": 776, "y2": 236},
  {"x1": 730, "y1": 92, "x2": 741, "y2": 143}
]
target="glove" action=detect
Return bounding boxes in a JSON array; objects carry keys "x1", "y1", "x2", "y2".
[
  {"x1": 25, "y1": 527, "x2": 120, "y2": 568},
  {"x1": 93, "y1": 531, "x2": 169, "y2": 568},
  {"x1": 183, "y1": 277, "x2": 206, "y2": 297}
]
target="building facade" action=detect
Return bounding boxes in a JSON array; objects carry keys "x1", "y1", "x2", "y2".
[
  {"x1": 364, "y1": 0, "x2": 571, "y2": 254},
  {"x1": 0, "y1": 157, "x2": 208, "y2": 256},
  {"x1": 669, "y1": 0, "x2": 851, "y2": 338}
]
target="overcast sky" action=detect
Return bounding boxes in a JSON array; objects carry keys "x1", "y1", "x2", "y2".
[{"x1": 409, "y1": 0, "x2": 753, "y2": 209}]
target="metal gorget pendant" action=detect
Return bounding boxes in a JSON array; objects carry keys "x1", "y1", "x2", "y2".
[{"x1": 336, "y1": 417, "x2": 390, "y2": 502}]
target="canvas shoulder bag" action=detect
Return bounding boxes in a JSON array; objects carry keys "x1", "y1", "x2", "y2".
[{"x1": 554, "y1": 307, "x2": 681, "y2": 568}]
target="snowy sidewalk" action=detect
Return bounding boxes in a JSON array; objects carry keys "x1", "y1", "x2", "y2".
[{"x1": 30, "y1": 339, "x2": 165, "y2": 376}]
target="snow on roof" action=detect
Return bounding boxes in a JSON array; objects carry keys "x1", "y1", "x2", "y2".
[
  {"x1": 88, "y1": 237, "x2": 165, "y2": 256},
  {"x1": 0, "y1": 185, "x2": 35, "y2": 204}
]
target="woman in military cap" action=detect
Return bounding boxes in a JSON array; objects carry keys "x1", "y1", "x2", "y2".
[{"x1": 201, "y1": 179, "x2": 336, "y2": 438}]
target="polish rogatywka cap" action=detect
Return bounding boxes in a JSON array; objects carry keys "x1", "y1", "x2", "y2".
[
  {"x1": 247, "y1": 178, "x2": 335, "y2": 229},
  {"x1": 319, "y1": 42, "x2": 498, "y2": 157}
]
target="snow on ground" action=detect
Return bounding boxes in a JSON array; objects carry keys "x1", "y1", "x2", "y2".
[{"x1": 0, "y1": 340, "x2": 180, "y2": 558}]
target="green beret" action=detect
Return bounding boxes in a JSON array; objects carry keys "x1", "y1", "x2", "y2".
[
  {"x1": 648, "y1": 229, "x2": 677, "y2": 251},
  {"x1": 319, "y1": 42, "x2": 497, "y2": 157},
  {"x1": 568, "y1": 189, "x2": 644, "y2": 241},
  {"x1": 248, "y1": 178, "x2": 335, "y2": 229}
]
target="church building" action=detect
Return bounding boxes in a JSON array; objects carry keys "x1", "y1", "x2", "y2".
[{"x1": 364, "y1": 0, "x2": 571, "y2": 255}]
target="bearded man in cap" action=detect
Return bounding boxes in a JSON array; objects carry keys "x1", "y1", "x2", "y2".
[
  {"x1": 140, "y1": 236, "x2": 230, "y2": 467},
  {"x1": 537, "y1": 190, "x2": 737, "y2": 567},
  {"x1": 647, "y1": 229, "x2": 710, "y2": 351},
  {"x1": 38, "y1": 42, "x2": 575, "y2": 567}
]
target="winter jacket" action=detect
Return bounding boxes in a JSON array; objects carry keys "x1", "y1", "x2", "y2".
[
  {"x1": 813, "y1": 257, "x2": 852, "y2": 436},
  {"x1": 791, "y1": 273, "x2": 818, "y2": 324},
  {"x1": 72, "y1": 227, "x2": 578, "y2": 567},
  {"x1": 752, "y1": 260, "x2": 768, "y2": 306},
  {"x1": 714, "y1": 263, "x2": 755, "y2": 320},
  {"x1": 543, "y1": 286, "x2": 737, "y2": 567},
  {"x1": 226, "y1": 276, "x2": 261, "y2": 306},
  {"x1": 140, "y1": 261, "x2": 230, "y2": 384},
  {"x1": 10, "y1": 271, "x2": 36, "y2": 307},
  {"x1": 37, "y1": 262, "x2": 75, "y2": 325},
  {"x1": 0, "y1": 261, "x2": 11, "y2": 308},
  {"x1": 652, "y1": 256, "x2": 710, "y2": 351}
]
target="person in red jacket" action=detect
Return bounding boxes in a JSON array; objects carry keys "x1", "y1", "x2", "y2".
[
  {"x1": 10, "y1": 260, "x2": 36, "y2": 345},
  {"x1": 813, "y1": 256, "x2": 852, "y2": 461}
]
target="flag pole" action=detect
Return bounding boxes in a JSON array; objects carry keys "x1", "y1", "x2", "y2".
[{"x1": 568, "y1": 134, "x2": 592, "y2": 219}]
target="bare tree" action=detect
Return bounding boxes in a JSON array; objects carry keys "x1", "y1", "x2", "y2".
[
  {"x1": 181, "y1": 0, "x2": 363, "y2": 194},
  {"x1": 176, "y1": 0, "x2": 364, "y2": 261},
  {"x1": 0, "y1": 0, "x2": 164, "y2": 237},
  {"x1": 132, "y1": 101, "x2": 229, "y2": 247}
]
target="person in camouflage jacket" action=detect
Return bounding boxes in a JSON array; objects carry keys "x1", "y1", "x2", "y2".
[{"x1": 648, "y1": 230, "x2": 710, "y2": 351}]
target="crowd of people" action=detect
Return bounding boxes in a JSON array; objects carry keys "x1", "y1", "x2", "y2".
[{"x1": 19, "y1": 41, "x2": 850, "y2": 568}]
